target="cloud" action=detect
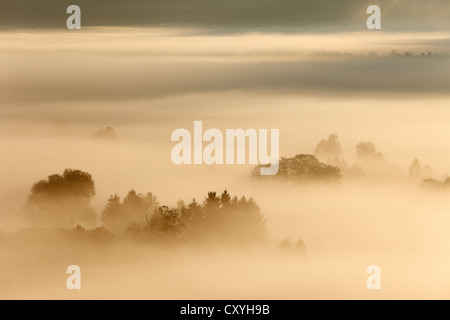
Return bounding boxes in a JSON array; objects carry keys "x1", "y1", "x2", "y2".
[
  {"x1": 0, "y1": 29, "x2": 449, "y2": 108},
  {"x1": 0, "y1": 0, "x2": 449, "y2": 30}
]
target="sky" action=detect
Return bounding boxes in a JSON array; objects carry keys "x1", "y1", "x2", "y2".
[{"x1": 0, "y1": 0, "x2": 449, "y2": 30}]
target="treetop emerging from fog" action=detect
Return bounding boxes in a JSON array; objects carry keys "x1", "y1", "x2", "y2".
[{"x1": 1, "y1": 0, "x2": 449, "y2": 29}]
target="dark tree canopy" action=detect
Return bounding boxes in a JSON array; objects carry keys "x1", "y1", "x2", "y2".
[
  {"x1": 92, "y1": 126, "x2": 118, "y2": 141},
  {"x1": 408, "y1": 158, "x2": 433, "y2": 181},
  {"x1": 24, "y1": 169, "x2": 97, "y2": 228},
  {"x1": 146, "y1": 206, "x2": 184, "y2": 242},
  {"x1": 253, "y1": 154, "x2": 342, "y2": 183}
]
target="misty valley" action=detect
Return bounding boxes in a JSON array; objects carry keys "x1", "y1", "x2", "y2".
[{"x1": 0, "y1": 23, "x2": 449, "y2": 299}]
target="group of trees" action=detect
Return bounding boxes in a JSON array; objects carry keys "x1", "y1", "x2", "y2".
[
  {"x1": 253, "y1": 154, "x2": 342, "y2": 183},
  {"x1": 24, "y1": 170, "x2": 268, "y2": 246},
  {"x1": 389, "y1": 50, "x2": 450, "y2": 58},
  {"x1": 314, "y1": 134, "x2": 343, "y2": 164},
  {"x1": 92, "y1": 126, "x2": 118, "y2": 141},
  {"x1": 177, "y1": 190, "x2": 268, "y2": 245}
]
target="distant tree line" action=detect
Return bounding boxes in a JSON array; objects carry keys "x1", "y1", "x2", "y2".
[
  {"x1": 253, "y1": 154, "x2": 342, "y2": 183},
  {"x1": 102, "y1": 189, "x2": 268, "y2": 246}
]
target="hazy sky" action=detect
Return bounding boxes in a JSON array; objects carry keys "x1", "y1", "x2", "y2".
[
  {"x1": 1, "y1": 1, "x2": 450, "y2": 300},
  {"x1": 1, "y1": 0, "x2": 449, "y2": 30}
]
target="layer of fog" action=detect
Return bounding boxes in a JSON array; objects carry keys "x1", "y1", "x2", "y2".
[
  {"x1": 1, "y1": 28, "x2": 450, "y2": 299},
  {"x1": 1, "y1": 92, "x2": 450, "y2": 298}
]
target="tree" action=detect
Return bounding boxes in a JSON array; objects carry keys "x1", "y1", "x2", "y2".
[
  {"x1": 126, "y1": 222, "x2": 141, "y2": 240},
  {"x1": 146, "y1": 206, "x2": 184, "y2": 242},
  {"x1": 24, "y1": 169, "x2": 96, "y2": 228},
  {"x1": 408, "y1": 159, "x2": 422, "y2": 181},
  {"x1": 420, "y1": 178, "x2": 450, "y2": 190},
  {"x1": 100, "y1": 188, "x2": 269, "y2": 246},
  {"x1": 181, "y1": 190, "x2": 268, "y2": 246},
  {"x1": 92, "y1": 126, "x2": 118, "y2": 141},
  {"x1": 180, "y1": 198, "x2": 202, "y2": 224},
  {"x1": 408, "y1": 158, "x2": 433, "y2": 181},
  {"x1": 279, "y1": 238, "x2": 292, "y2": 251}
]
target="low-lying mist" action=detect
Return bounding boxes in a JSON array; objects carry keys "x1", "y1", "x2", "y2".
[{"x1": 1, "y1": 28, "x2": 450, "y2": 299}]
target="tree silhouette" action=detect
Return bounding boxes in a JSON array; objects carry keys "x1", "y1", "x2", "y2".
[
  {"x1": 230, "y1": 196, "x2": 267, "y2": 244},
  {"x1": 355, "y1": 141, "x2": 403, "y2": 180},
  {"x1": 253, "y1": 154, "x2": 341, "y2": 182},
  {"x1": 356, "y1": 141, "x2": 379, "y2": 159},
  {"x1": 203, "y1": 192, "x2": 220, "y2": 213},
  {"x1": 146, "y1": 206, "x2": 184, "y2": 242},
  {"x1": 408, "y1": 158, "x2": 433, "y2": 181},
  {"x1": 101, "y1": 190, "x2": 159, "y2": 233},
  {"x1": 295, "y1": 239, "x2": 307, "y2": 256},
  {"x1": 92, "y1": 126, "x2": 118, "y2": 141},
  {"x1": 126, "y1": 222, "x2": 141, "y2": 240},
  {"x1": 279, "y1": 238, "x2": 292, "y2": 251},
  {"x1": 180, "y1": 190, "x2": 268, "y2": 246},
  {"x1": 220, "y1": 190, "x2": 231, "y2": 207},
  {"x1": 101, "y1": 194, "x2": 123, "y2": 233},
  {"x1": 420, "y1": 178, "x2": 450, "y2": 190},
  {"x1": 314, "y1": 134, "x2": 343, "y2": 163},
  {"x1": 24, "y1": 169, "x2": 97, "y2": 228},
  {"x1": 99, "y1": 188, "x2": 269, "y2": 246},
  {"x1": 408, "y1": 158, "x2": 422, "y2": 180},
  {"x1": 123, "y1": 190, "x2": 158, "y2": 226}
]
